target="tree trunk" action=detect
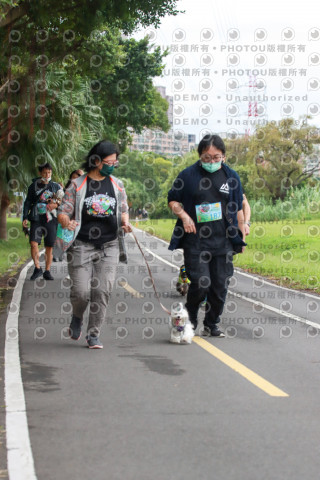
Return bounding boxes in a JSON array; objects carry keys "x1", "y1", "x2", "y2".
[
  {"x1": 0, "y1": 192, "x2": 10, "y2": 240},
  {"x1": 0, "y1": 5, "x2": 27, "y2": 28}
]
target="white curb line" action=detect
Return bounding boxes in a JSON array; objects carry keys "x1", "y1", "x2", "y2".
[{"x1": 5, "y1": 259, "x2": 37, "y2": 480}]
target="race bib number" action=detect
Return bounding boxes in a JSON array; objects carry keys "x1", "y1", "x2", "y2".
[{"x1": 195, "y1": 202, "x2": 222, "y2": 223}]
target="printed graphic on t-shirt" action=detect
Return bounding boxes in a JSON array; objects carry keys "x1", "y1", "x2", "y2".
[
  {"x1": 84, "y1": 192, "x2": 116, "y2": 217},
  {"x1": 36, "y1": 189, "x2": 53, "y2": 214},
  {"x1": 219, "y1": 183, "x2": 229, "y2": 195},
  {"x1": 38, "y1": 190, "x2": 53, "y2": 202}
]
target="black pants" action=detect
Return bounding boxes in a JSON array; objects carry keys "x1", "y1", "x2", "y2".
[{"x1": 184, "y1": 249, "x2": 234, "y2": 329}]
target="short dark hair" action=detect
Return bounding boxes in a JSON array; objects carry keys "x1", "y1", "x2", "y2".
[
  {"x1": 64, "y1": 170, "x2": 83, "y2": 190},
  {"x1": 82, "y1": 140, "x2": 120, "y2": 172},
  {"x1": 38, "y1": 162, "x2": 53, "y2": 172},
  {"x1": 68, "y1": 169, "x2": 83, "y2": 179},
  {"x1": 197, "y1": 134, "x2": 226, "y2": 156}
]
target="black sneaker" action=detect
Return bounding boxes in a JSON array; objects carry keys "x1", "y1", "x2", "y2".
[
  {"x1": 30, "y1": 267, "x2": 43, "y2": 281},
  {"x1": 43, "y1": 270, "x2": 54, "y2": 280},
  {"x1": 201, "y1": 325, "x2": 225, "y2": 338},
  {"x1": 69, "y1": 315, "x2": 83, "y2": 341}
]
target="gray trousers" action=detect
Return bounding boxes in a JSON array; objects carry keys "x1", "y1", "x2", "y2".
[{"x1": 67, "y1": 239, "x2": 119, "y2": 336}]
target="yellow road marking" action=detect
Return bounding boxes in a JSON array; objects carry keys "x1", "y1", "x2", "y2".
[
  {"x1": 119, "y1": 281, "x2": 288, "y2": 397},
  {"x1": 193, "y1": 336, "x2": 289, "y2": 397},
  {"x1": 119, "y1": 281, "x2": 145, "y2": 298}
]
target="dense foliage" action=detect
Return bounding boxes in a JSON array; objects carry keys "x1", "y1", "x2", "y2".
[{"x1": 0, "y1": 0, "x2": 179, "y2": 237}]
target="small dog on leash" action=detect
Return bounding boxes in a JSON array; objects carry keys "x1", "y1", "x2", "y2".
[
  {"x1": 169, "y1": 302, "x2": 194, "y2": 344},
  {"x1": 176, "y1": 264, "x2": 190, "y2": 296}
]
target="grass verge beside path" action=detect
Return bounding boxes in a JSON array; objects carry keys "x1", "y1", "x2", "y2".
[
  {"x1": 0, "y1": 218, "x2": 31, "y2": 308},
  {"x1": 137, "y1": 218, "x2": 320, "y2": 295},
  {"x1": 0, "y1": 218, "x2": 31, "y2": 276}
]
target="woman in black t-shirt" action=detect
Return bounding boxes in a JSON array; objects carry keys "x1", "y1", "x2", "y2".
[{"x1": 58, "y1": 141, "x2": 131, "y2": 349}]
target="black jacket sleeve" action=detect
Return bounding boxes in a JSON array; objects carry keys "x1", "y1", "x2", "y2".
[{"x1": 22, "y1": 183, "x2": 35, "y2": 221}]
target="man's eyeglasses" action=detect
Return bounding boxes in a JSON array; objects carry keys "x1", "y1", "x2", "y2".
[{"x1": 200, "y1": 154, "x2": 224, "y2": 163}]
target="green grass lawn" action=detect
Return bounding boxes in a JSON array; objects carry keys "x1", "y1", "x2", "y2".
[
  {"x1": 137, "y1": 218, "x2": 320, "y2": 295},
  {"x1": 134, "y1": 218, "x2": 177, "y2": 240},
  {"x1": 0, "y1": 217, "x2": 31, "y2": 277}
]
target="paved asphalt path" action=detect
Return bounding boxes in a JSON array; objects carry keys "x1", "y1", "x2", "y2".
[{"x1": 6, "y1": 228, "x2": 320, "y2": 479}]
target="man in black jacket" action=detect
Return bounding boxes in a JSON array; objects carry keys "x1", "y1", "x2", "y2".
[
  {"x1": 168, "y1": 135, "x2": 246, "y2": 337},
  {"x1": 22, "y1": 163, "x2": 63, "y2": 280}
]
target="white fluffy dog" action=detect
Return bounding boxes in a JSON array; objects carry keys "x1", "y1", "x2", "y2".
[{"x1": 169, "y1": 302, "x2": 194, "y2": 344}]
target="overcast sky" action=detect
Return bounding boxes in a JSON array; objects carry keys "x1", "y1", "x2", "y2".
[{"x1": 134, "y1": 0, "x2": 320, "y2": 141}]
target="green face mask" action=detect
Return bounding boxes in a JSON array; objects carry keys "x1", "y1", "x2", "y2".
[
  {"x1": 100, "y1": 164, "x2": 115, "y2": 176},
  {"x1": 201, "y1": 161, "x2": 222, "y2": 173}
]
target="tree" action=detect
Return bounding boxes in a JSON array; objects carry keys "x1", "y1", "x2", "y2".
[
  {"x1": 224, "y1": 136, "x2": 260, "y2": 199},
  {"x1": 92, "y1": 37, "x2": 170, "y2": 149},
  {"x1": 0, "y1": 0, "x2": 179, "y2": 238},
  {"x1": 0, "y1": 0, "x2": 179, "y2": 155},
  {"x1": 152, "y1": 151, "x2": 198, "y2": 218},
  {"x1": 0, "y1": 69, "x2": 109, "y2": 238},
  {"x1": 248, "y1": 118, "x2": 319, "y2": 201},
  {"x1": 116, "y1": 150, "x2": 173, "y2": 214}
]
